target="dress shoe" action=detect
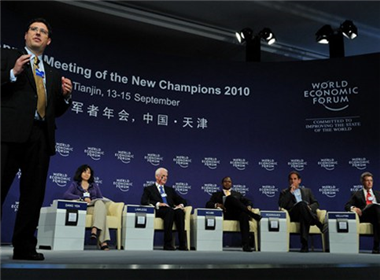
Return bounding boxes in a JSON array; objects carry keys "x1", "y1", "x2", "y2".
[
  {"x1": 163, "y1": 246, "x2": 176, "y2": 251},
  {"x1": 372, "y1": 249, "x2": 380, "y2": 254},
  {"x1": 242, "y1": 245, "x2": 253, "y2": 252},
  {"x1": 177, "y1": 246, "x2": 188, "y2": 251},
  {"x1": 13, "y1": 252, "x2": 45, "y2": 261}
]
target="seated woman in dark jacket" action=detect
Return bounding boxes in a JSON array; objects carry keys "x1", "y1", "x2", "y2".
[{"x1": 63, "y1": 164, "x2": 111, "y2": 250}]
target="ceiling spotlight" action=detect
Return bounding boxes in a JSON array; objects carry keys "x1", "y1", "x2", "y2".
[
  {"x1": 235, "y1": 28, "x2": 253, "y2": 43},
  {"x1": 259, "y1": 28, "x2": 276, "y2": 45},
  {"x1": 316, "y1": 25, "x2": 333, "y2": 44},
  {"x1": 235, "y1": 27, "x2": 276, "y2": 62},
  {"x1": 340, "y1": 20, "x2": 358, "y2": 39},
  {"x1": 316, "y1": 20, "x2": 358, "y2": 58}
]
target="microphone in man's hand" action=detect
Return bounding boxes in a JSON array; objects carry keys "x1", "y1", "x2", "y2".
[{"x1": 18, "y1": 49, "x2": 30, "y2": 66}]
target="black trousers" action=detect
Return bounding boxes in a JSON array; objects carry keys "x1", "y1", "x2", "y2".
[
  {"x1": 224, "y1": 196, "x2": 252, "y2": 246},
  {"x1": 288, "y1": 201, "x2": 322, "y2": 246},
  {"x1": 156, "y1": 207, "x2": 186, "y2": 248},
  {"x1": 360, "y1": 204, "x2": 380, "y2": 248},
  {"x1": 1, "y1": 121, "x2": 50, "y2": 255}
]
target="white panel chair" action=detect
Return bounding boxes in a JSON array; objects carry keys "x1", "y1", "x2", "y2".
[
  {"x1": 222, "y1": 208, "x2": 260, "y2": 251},
  {"x1": 281, "y1": 208, "x2": 327, "y2": 252},
  {"x1": 354, "y1": 212, "x2": 374, "y2": 251},
  {"x1": 153, "y1": 206, "x2": 192, "y2": 250},
  {"x1": 85, "y1": 201, "x2": 124, "y2": 250}
]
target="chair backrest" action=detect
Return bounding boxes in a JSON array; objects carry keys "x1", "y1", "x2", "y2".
[{"x1": 107, "y1": 202, "x2": 125, "y2": 229}]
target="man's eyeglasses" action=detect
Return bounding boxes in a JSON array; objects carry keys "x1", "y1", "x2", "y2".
[{"x1": 29, "y1": 26, "x2": 49, "y2": 36}]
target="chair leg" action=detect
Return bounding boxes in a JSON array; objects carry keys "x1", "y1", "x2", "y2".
[
  {"x1": 254, "y1": 232, "x2": 258, "y2": 252},
  {"x1": 186, "y1": 230, "x2": 190, "y2": 250},
  {"x1": 321, "y1": 233, "x2": 325, "y2": 252},
  {"x1": 117, "y1": 228, "x2": 121, "y2": 250}
]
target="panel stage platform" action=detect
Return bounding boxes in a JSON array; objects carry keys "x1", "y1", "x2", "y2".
[{"x1": 1, "y1": 245, "x2": 379, "y2": 279}]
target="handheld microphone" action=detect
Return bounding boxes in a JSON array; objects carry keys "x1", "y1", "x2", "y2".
[{"x1": 18, "y1": 48, "x2": 31, "y2": 66}]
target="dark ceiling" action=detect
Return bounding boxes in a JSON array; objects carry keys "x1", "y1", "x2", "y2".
[{"x1": 3, "y1": 1, "x2": 380, "y2": 62}]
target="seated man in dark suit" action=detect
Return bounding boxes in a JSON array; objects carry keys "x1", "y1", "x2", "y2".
[
  {"x1": 278, "y1": 171, "x2": 327, "y2": 252},
  {"x1": 141, "y1": 167, "x2": 187, "y2": 250},
  {"x1": 345, "y1": 172, "x2": 380, "y2": 254},
  {"x1": 206, "y1": 176, "x2": 261, "y2": 252}
]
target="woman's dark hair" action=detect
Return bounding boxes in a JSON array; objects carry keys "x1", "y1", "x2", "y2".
[
  {"x1": 26, "y1": 18, "x2": 53, "y2": 38},
  {"x1": 73, "y1": 164, "x2": 94, "y2": 183}
]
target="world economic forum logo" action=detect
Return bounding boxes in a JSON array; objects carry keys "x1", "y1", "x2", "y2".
[
  {"x1": 303, "y1": 80, "x2": 358, "y2": 112},
  {"x1": 319, "y1": 185, "x2": 340, "y2": 198},
  {"x1": 287, "y1": 159, "x2": 307, "y2": 171},
  {"x1": 259, "y1": 185, "x2": 278, "y2": 198},
  {"x1": 202, "y1": 157, "x2": 220, "y2": 170},
  {"x1": 115, "y1": 151, "x2": 134, "y2": 164},
  {"x1": 11, "y1": 201, "x2": 19, "y2": 212},
  {"x1": 349, "y1": 157, "x2": 369, "y2": 170},
  {"x1": 173, "y1": 155, "x2": 192, "y2": 168},
  {"x1": 114, "y1": 179, "x2": 133, "y2": 192},
  {"x1": 49, "y1": 172, "x2": 71, "y2": 187},
  {"x1": 318, "y1": 158, "x2": 338, "y2": 171},
  {"x1": 84, "y1": 146, "x2": 104, "y2": 161},
  {"x1": 258, "y1": 159, "x2": 277, "y2": 171},
  {"x1": 173, "y1": 182, "x2": 191, "y2": 195},
  {"x1": 56, "y1": 142, "x2": 74, "y2": 157},
  {"x1": 145, "y1": 153, "x2": 163, "y2": 166},
  {"x1": 230, "y1": 158, "x2": 249, "y2": 171}
]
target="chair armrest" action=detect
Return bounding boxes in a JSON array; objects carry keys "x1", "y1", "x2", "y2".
[
  {"x1": 280, "y1": 208, "x2": 291, "y2": 227},
  {"x1": 316, "y1": 209, "x2": 327, "y2": 224},
  {"x1": 108, "y1": 202, "x2": 124, "y2": 217},
  {"x1": 183, "y1": 206, "x2": 192, "y2": 216}
]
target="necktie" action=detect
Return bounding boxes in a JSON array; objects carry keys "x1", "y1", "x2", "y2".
[
  {"x1": 225, "y1": 189, "x2": 231, "y2": 196},
  {"x1": 159, "y1": 185, "x2": 168, "y2": 204},
  {"x1": 366, "y1": 191, "x2": 373, "y2": 205},
  {"x1": 33, "y1": 56, "x2": 46, "y2": 118}
]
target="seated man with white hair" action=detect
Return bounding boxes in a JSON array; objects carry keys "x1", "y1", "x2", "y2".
[{"x1": 141, "y1": 167, "x2": 187, "y2": 251}]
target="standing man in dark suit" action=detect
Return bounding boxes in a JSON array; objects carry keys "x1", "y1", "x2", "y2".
[
  {"x1": 278, "y1": 171, "x2": 326, "y2": 252},
  {"x1": 206, "y1": 176, "x2": 261, "y2": 252},
  {"x1": 141, "y1": 167, "x2": 187, "y2": 250},
  {"x1": 345, "y1": 172, "x2": 380, "y2": 254},
  {"x1": 1, "y1": 18, "x2": 72, "y2": 261}
]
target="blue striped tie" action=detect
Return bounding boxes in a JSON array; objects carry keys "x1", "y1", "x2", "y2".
[{"x1": 159, "y1": 185, "x2": 168, "y2": 204}]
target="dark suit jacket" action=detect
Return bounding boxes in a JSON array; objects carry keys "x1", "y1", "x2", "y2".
[
  {"x1": 1, "y1": 48, "x2": 70, "y2": 155},
  {"x1": 141, "y1": 184, "x2": 187, "y2": 208},
  {"x1": 205, "y1": 190, "x2": 253, "y2": 208},
  {"x1": 345, "y1": 189, "x2": 380, "y2": 211},
  {"x1": 278, "y1": 187, "x2": 319, "y2": 213}
]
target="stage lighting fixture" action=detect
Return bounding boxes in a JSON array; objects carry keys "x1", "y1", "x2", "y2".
[
  {"x1": 259, "y1": 28, "x2": 276, "y2": 45},
  {"x1": 340, "y1": 20, "x2": 358, "y2": 39},
  {"x1": 315, "y1": 20, "x2": 358, "y2": 58},
  {"x1": 235, "y1": 28, "x2": 253, "y2": 43},
  {"x1": 316, "y1": 25, "x2": 333, "y2": 44},
  {"x1": 236, "y1": 27, "x2": 276, "y2": 61}
]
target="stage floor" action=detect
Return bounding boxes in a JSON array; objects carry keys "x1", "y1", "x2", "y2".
[{"x1": 1, "y1": 245, "x2": 379, "y2": 279}]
